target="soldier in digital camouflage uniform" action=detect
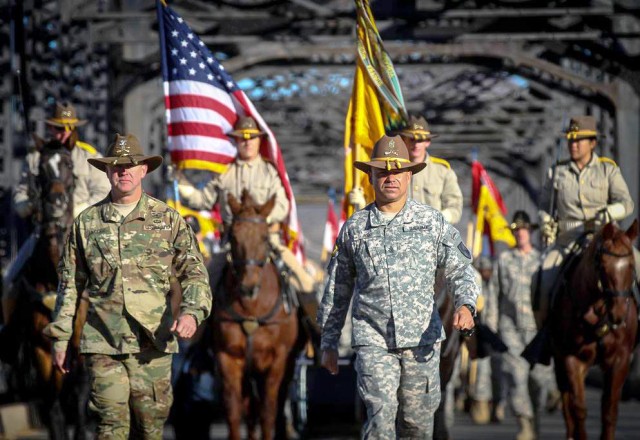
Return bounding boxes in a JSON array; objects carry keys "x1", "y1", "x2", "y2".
[
  {"x1": 498, "y1": 211, "x2": 555, "y2": 440},
  {"x1": 44, "y1": 134, "x2": 212, "y2": 439},
  {"x1": 470, "y1": 255, "x2": 504, "y2": 425},
  {"x1": 2, "y1": 102, "x2": 111, "y2": 327},
  {"x1": 178, "y1": 116, "x2": 316, "y2": 310},
  {"x1": 318, "y1": 135, "x2": 479, "y2": 439},
  {"x1": 534, "y1": 116, "x2": 638, "y2": 329}
]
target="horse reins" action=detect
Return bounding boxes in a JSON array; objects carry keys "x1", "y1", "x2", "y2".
[{"x1": 591, "y1": 242, "x2": 636, "y2": 337}]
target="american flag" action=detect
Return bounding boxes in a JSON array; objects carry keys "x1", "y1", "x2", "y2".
[{"x1": 157, "y1": 0, "x2": 306, "y2": 262}]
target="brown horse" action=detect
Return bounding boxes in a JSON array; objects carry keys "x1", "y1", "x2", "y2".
[
  {"x1": 10, "y1": 139, "x2": 88, "y2": 439},
  {"x1": 213, "y1": 190, "x2": 300, "y2": 440},
  {"x1": 551, "y1": 220, "x2": 638, "y2": 440}
]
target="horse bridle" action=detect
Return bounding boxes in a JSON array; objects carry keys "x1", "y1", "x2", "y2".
[
  {"x1": 594, "y1": 243, "x2": 635, "y2": 298},
  {"x1": 228, "y1": 215, "x2": 272, "y2": 269},
  {"x1": 38, "y1": 149, "x2": 75, "y2": 226},
  {"x1": 591, "y1": 242, "x2": 635, "y2": 336}
]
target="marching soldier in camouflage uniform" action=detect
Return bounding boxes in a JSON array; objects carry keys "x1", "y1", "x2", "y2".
[
  {"x1": 498, "y1": 211, "x2": 554, "y2": 440},
  {"x1": 470, "y1": 256, "x2": 504, "y2": 424},
  {"x1": 349, "y1": 115, "x2": 463, "y2": 225},
  {"x1": 2, "y1": 102, "x2": 110, "y2": 326},
  {"x1": 177, "y1": 116, "x2": 316, "y2": 300},
  {"x1": 44, "y1": 134, "x2": 212, "y2": 439},
  {"x1": 318, "y1": 135, "x2": 479, "y2": 439},
  {"x1": 534, "y1": 116, "x2": 637, "y2": 329}
]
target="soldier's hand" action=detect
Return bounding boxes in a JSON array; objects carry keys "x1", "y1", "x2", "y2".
[
  {"x1": 171, "y1": 314, "x2": 197, "y2": 339},
  {"x1": 539, "y1": 212, "x2": 557, "y2": 244},
  {"x1": 453, "y1": 306, "x2": 475, "y2": 332},
  {"x1": 14, "y1": 200, "x2": 34, "y2": 219},
  {"x1": 595, "y1": 208, "x2": 611, "y2": 227},
  {"x1": 177, "y1": 181, "x2": 195, "y2": 198},
  {"x1": 53, "y1": 350, "x2": 69, "y2": 374},
  {"x1": 348, "y1": 187, "x2": 366, "y2": 211},
  {"x1": 320, "y1": 349, "x2": 339, "y2": 375}
]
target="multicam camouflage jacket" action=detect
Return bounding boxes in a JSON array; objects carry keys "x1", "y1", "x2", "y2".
[
  {"x1": 45, "y1": 192, "x2": 212, "y2": 355},
  {"x1": 318, "y1": 199, "x2": 479, "y2": 351}
]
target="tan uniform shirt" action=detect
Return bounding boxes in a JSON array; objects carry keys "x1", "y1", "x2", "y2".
[
  {"x1": 539, "y1": 152, "x2": 634, "y2": 227},
  {"x1": 14, "y1": 141, "x2": 111, "y2": 217},
  {"x1": 181, "y1": 156, "x2": 289, "y2": 225},
  {"x1": 409, "y1": 154, "x2": 463, "y2": 224}
]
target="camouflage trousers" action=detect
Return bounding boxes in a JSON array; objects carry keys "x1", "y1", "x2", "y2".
[
  {"x1": 86, "y1": 350, "x2": 173, "y2": 439},
  {"x1": 355, "y1": 343, "x2": 441, "y2": 440},
  {"x1": 500, "y1": 327, "x2": 555, "y2": 419},
  {"x1": 472, "y1": 354, "x2": 503, "y2": 403}
]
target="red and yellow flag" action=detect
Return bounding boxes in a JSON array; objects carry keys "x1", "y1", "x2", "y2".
[{"x1": 471, "y1": 160, "x2": 515, "y2": 257}]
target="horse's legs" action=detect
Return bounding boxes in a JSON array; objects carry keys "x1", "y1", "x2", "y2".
[
  {"x1": 260, "y1": 348, "x2": 288, "y2": 440},
  {"x1": 561, "y1": 355, "x2": 588, "y2": 440},
  {"x1": 218, "y1": 352, "x2": 245, "y2": 440},
  {"x1": 600, "y1": 350, "x2": 631, "y2": 440},
  {"x1": 245, "y1": 376, "x2": 260, "y2": 440}
]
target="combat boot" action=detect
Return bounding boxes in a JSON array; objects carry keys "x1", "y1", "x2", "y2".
[
  {"x1": 516, "y1": 416, "x2": 536, "y2": 440},
  {"x1": 491, "y1": 401, "x2": 505, "y2": 423},
  {"x1": 470, "y1": 400, "x2": 491, "y2": 425}
]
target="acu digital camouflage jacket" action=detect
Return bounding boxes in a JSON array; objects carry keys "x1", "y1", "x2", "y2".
[{"x1": 318, "y1": 199, "x2": 479, "y2": 351}]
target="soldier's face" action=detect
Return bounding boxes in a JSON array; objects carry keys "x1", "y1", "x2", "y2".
[
  {"x1": 370, "y1": 168, "x2": 411, "y2": 203},
  {"x1": 106, "y1": 163, "x2": 148, "y2": 196},
  {"x1": 513, "y1": 227, "x2": 531, "y2": 248},
  {"x1": 235, "y1": 136, "x2": 261, "y2": 161},
  {"x1": 49, "y1": 125, "x2": 73, "y2": 146},
  {"x1": 567, "y1": 138, "x2": 596, "y2": 163},
  {"x1": 402, "y1": 136, "x2": 430, "y2": 163}
]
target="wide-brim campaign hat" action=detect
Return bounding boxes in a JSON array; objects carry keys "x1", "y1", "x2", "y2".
[
  {"x1": 45, "y1": 102, "x2": 88, "y2": 128},
  {"x1": 228, "y1": 116, "x2": 267, "y2": 140},
  {"x1": 88, "y1": 133, "x2": 163, "y2": 173},
  {"x1": 354, "y1": 135, "x2": 426, "y2": 174},
  {"x1": 396, "y1": 115, "x2": 438, "y2": 141},
  {"x1": 509, "y1": 210, "x2": 538, "y2": 230},
  {"x1": 565, "y1": 116, "x2": 599, "y2": 140}
]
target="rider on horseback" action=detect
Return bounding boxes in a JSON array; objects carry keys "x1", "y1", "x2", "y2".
[
  {"x1": 2, "y1": 102, "x2": 110, "y2": 328},
  {"x1": 176, "y1": 116, "x2": 318, "y2": 327},
  {"x1": 533, "y1": 115, "x2": 639, "y2": 332}
]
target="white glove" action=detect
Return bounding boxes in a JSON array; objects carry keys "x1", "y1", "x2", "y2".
[
  {"x1": 441, "y1": 209, "x2": 453, "y2": 224},
  {"x1": 348, "y1": 187, "x2": 366, "y2": 211},
  {"x1": 605, "y1": 203, "x2": 626, "y2": 221},
  {"x1": 14, "y1": 200, "x2": 34, "y2": 219},
  {"x1": 539, "y1": 210, "x2": 557, "y2": 244},
  {"x1": 178, "y1": 182, "x2": 195, "y2": 198}
]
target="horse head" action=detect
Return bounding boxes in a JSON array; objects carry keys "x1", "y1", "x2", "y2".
[
  {"x1": 227, "y1": 189, "x2": 276, "y2": 298},
  {"x1": 588, "y1": 220, "x2": 638, "y2": 332},
  {"x1": 37, "y1": 139, "x2": 75, "y2": 267}
]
